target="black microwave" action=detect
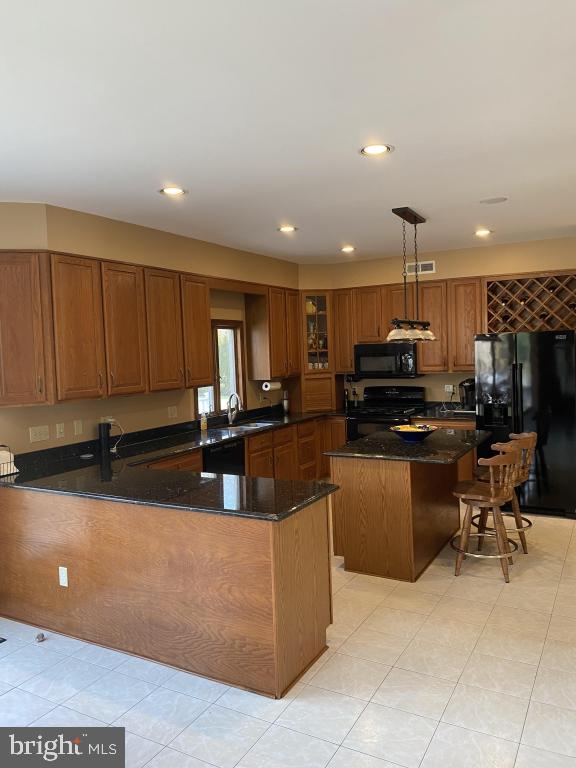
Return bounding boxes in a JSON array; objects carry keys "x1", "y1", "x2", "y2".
[{"x1": 354, "y1": 343, "x2": 419, "y2": 378}]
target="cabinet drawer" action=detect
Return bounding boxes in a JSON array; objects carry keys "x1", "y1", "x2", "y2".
[
  {"x1": 246, "y1": 432, "x2": 274, "y2": 454},
  {"x1": 147, "y1": 449, "x2": 203, "y2": 471},
  {"x1": 297, "y1": 420, "x2": 316, "y2": 438},
  {"x1": 273, "y1": 425, "x2": 296, "y2": 447}
]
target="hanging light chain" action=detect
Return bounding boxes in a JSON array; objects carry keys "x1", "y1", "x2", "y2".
[
  {"x1": 414, "y1": 222, "x2": 420, "y2": 320},
  {"x1": 402, "y1": 219, "x2": 408, "y2": 319}
]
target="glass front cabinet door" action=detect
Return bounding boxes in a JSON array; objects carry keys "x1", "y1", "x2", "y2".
[{"x1": 303, "y1": 292, "x2": 332, "y2": 373}]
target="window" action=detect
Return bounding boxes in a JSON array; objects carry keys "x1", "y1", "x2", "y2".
[{"x1": 197, "y1": 322, "x2": 245, "y2": 414}]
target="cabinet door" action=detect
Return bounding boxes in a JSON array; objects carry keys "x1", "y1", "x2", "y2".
[
  {"x1": 102, "y1": 262, "x2": 148, "y2": 396},
  {"x1": 354, "y1": 286, "x2": 383, "y2": 342},
  {"x1": 274, "y1": 441, "x2": 299, "y2": 480},
  {"x1": 448, "y1": 278, "x2": 483, "y2": 371},
  {"x1": 417, "y1": 281, "x2": 448, "y2": 372},
  {"x1": 51, "y1": 254, "x2": 106, "y2": 400},
  {"x1": 285, "y1": 289, "x2": 301, "y2": 377},
  {"x1": 389, "y1": 283, "x2": 415, "y2": 321},
  {"x1": 145, "y1": 269, "x2": 185, "y2": 391},
  {"x1": 0, "y1": 253, "x2": 51, "y2": 406},
  {"x1": 302, "y1": 374, "x2": 335, "y2": 412},
  {"x1": 247, "y1": 448, "x2": 275, "y2": 478},
  {"x1": 269, "y1": 288, "x2": 287, "y2": 378},
  {"x1": 333, "y1": 289, "x2": 354, "y2": 372},
  {"x1": 181, "y1": 276, "x2": 213, "y2": 387}
]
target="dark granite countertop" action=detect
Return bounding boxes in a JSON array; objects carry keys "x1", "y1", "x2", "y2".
[
  {"x1": 0, "y1": 460, "x2": 338, "y2": 522},
  {"x1": 418, "y1": 403, "x2": 477, "y2": 421},
  {"x1": 325, "y1": 428, "x2": 490, "y2": 463}
]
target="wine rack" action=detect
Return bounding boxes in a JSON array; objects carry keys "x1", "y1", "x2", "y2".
[{"x1": 486, "y1": 273, "x2": 576, "y2": 333}]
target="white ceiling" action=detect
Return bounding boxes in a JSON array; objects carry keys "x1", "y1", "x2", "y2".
[{"x1": 1, "y1": 1, "x2": 576, "y2": 263}]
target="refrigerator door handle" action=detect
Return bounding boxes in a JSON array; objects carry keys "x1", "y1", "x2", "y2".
[
  {"x1": 511, "y1": 362, "x2": 520, "y2": 433},
  {"x1": 517, "y1": 362, "x2": 524, "y2": 433}
]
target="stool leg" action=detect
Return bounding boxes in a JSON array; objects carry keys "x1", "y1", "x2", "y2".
[
  {"x1": 512, "y1": 491, "x2": 528, "y2": 554},
  {"x1": 493, "y1": 506, "x2": 510, "y2": 582},
  {"x1": 477, "y1": 508, "x2": 489, "y2": 551},
  {"x1": 456, "y1": 504, "x2": 473, "y2": 576}
]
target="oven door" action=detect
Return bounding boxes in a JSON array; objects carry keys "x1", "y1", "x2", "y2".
[
  {"x1": 354, "y1": 343, "x2": 417, "y2": 378},
  {"x1": 347, "y1": 417, "x2": 410, "y2": 441}
]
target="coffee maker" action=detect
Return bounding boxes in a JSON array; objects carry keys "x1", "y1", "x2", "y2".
[{"x1": 459, "y1": 378, "x2": 476, "y2": 411}]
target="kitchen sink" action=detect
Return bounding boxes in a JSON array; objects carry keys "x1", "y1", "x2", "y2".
[{"x1": 224, "y1": 421, "x2": 279, "y2": 431}]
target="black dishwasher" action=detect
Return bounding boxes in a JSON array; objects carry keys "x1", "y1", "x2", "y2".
[{"x1": 202, "y1": 439, "x2": 246, "y2": 475}]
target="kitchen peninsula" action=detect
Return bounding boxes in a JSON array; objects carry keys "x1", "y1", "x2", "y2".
[
  {"x1": 328, "y1": 429, "x2": 489, "y2": 582},
  {"x1": 0, "y1": 457, "x2": 336, "y2": 699}
]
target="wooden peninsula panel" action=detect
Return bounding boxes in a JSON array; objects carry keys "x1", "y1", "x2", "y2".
[
  {"x1": 330, "y1": 456, "x2": 459, "y2": 582},
  {"x1": 0, "y1": 489, "x2": 331, "y2": 698}
]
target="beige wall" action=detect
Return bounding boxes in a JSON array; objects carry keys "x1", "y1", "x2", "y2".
[
  {"x1": 298, "y1": 237, "x2": 576, "y2": 289},
  {"x1": 45, "y1": 205, "x2": 298, "y2": 288},
  {"x1": 0, "y1": 203, "x2": 48, "y2": 249}
]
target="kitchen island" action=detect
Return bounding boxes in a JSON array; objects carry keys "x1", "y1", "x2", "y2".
[
  {"x1": 327, "y1": 429, "x2": 489, "y2": 582},
  {"x1": 0, "y1": 462, "x2": 337, "y2": 698}
]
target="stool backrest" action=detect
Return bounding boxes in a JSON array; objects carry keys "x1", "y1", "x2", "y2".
[
  {"x1": 477, "y1": 451, "x2": 521, "y2": 496},
  {"x1": 509, "y1": 432, "x2": 537, "y2": 483}
]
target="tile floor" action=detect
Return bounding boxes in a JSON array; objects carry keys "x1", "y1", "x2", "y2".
[{"x1": 1, "y1": 514, "x2": 576, "y2": 767}]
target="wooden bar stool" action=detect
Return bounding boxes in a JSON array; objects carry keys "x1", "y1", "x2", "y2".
[
  {"x1": 451, "y1": 452, "x2": 521, "y2": 582},
  {"x1": 474, "y1": 432, "x2": 537, "y2": 554}
]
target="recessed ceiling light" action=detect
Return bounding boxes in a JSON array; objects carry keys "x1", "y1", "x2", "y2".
[
  {"x1": 341, "y1": 245, "x2": 355, "y2": 254},
  {"x1": 480, "y1": 196, "x2": 508, "y2": 205},
  {"x1": 159, "y1": 186, "x2": 187, "y2": 196},
  {"x1": 475, "y1": 228, "x2": 493, "y2": 237},
  {"x1": 359, "y1": 144, "x2": 394, "y2": 157},
  {"x1": 278, "y1": 225, "x2": 298, "y2": 233}
]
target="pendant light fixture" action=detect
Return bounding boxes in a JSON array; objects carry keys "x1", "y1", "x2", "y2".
[{"x1": 386, "y1": 207, "x2": 436, "y2": 343}]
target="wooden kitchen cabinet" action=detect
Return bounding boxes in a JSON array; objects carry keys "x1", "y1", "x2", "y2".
[
  {"x1": 448, "y1": 278, "x2": 483, "y2": 371},
  {"x1": 417, "y1": 281, "x2": 448, "y2": 372},
  {"x1": 0, "y1": 253, "x2": 54, "y2": 406},
  {"x1": 273, "y1": 426, "x2": 299, "y2": 480},
  {"x1": 285, "y1": 289, "x2": 301, "y2": 377},
  {"x1": 245, "y1": 432, "x2": 275, "y2": 477},
  {"x1": 51, "y1": 254, "x2": 107, "y2": 401},
  {"x1": 333, "y1": 289, "x2": 354, "y2": 373},
  {"x1": 318, "y1": 416, "x2": 347, "y2": 477},
  {"x1": 181, "y1": 275, "x2": 213, "y2": 387},
  {"x1": 385, "y1": 283, "x2": 415, "y2": 326},
  {"x1": 301, "y1": 374, "x2": 335, "y2": 412},
  {"x1": 297, "y1": 420, "x2": 318, "y2": 479},
  {"x1": 303, "y1": 292, "x2": 332, "y2": 373},
  {"x1": 353, "y1": 286, "x2": 384, "y2": 342},
  {"x1": 145, "y1": 268, "x2": 185, "y2": 391},
  {"x1": 147, "y1": 449, "x2": 203, "y2": 472},
  {"x1": 101, "y1": 262, "x2": 148, "y2": 396},
  {"x1": 246, "y1": 288, "x2": 300, "y2": 380}
]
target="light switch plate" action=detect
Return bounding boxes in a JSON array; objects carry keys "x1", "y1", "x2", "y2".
[
  {"x1": 168, "y1": 406, "x2": 178, "y2": 419},
  {"x1": 55, "y1": 423, "x2": 65, "y2": 439},
  {"x1": 29, "y1": 425, "x2": 50, "y2": 443},
  {"x1": 73, "y1": 420, "x2": 83, "y2": 436},
  {"x1": 58, "y1": 566, "x2": 68, "y2": 588},
  {"x1": 444, "y1": 384, "x2": 455, "y2": 394}
]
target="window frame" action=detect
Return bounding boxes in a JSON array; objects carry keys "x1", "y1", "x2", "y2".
[{"x1": 196, "y1": 320, "x2": 246, "y2": 415}]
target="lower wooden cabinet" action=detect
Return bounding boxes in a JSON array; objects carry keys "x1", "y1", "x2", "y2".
[
  {"x1": 318, "y1": 416, "x2": 347, "y2": 477},
  {"x1": 245, "y1": 432, "x2": 275, "y2": 478},
  {"x1": 146, "y1": 450, "x2": 203, "y2": 472},
  {"x1": 297, "y1": 420, "x2": 318, "y2": 479},
  {"x1": 273, "y1": 426, "x2": 299, "y2": 480}
]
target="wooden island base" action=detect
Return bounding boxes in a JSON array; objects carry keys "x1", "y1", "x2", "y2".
[
  {"x1": 331, "y1": 457, "x2": 460, "y2": 582},
  {"x1": 0, "y1": 488, "x2": 332, "y2": 698}
]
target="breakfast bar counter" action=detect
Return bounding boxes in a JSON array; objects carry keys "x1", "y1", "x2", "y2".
[{"x1": 326, "y1": 429, "x2": 489, "y2": 582}]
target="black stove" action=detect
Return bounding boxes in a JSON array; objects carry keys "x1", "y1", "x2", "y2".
[{"x1": 347, "y1": 386, "x2": 426, "y2": 440}]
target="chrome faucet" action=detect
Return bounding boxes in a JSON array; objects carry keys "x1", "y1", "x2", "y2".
[{"x1": 227, "y1": 392, "x2": 243, "y2": 425}]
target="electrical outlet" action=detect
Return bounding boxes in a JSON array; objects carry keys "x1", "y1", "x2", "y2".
[
  {"x1": 73, "y1": 420, "x2": 83, "y2": 436},
  {"x1": 168, "y1": 406, "x2": 178, "y2": 419},
  {"x1": 29, "y1": 425, "x2": 50, "y2": 443},
  {"x1": 58, "y1": 566, "x2": 68, "y2": 588},
  {"x1": 55, "y1": 423, "x2": 65, "y2": 439},
  {"x1": 444, "y1": 384, "x2": 455, "y2": 394}
]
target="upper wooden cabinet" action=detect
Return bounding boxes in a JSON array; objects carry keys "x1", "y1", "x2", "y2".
[
  {"x1": 353, "y1": 286, "x2": 384, "y2": 342},
  {"x1": 285, "y1": 289, "x2": 301, "y2": 377},
  {"x1": 246, "y1": 288, "x2": 300, "y2": 380},
  {"x1": 418, "y1": 281, "x2": 448, "y2": 372},
  {"x1": 51, "y1": 254, "x2": 106, "y2": 401},
  {"x1": 303, "y1": 292, "x2": 332, "y2": 373},
  {"x1": 181, "y1": 276, "x2": 213, "y2": 387},
  {"x1": 101, "y1": 262, "x2": 148, "y2": 396},
  {"x1": 144, "y1": 268, "x2": 185, "y2": 391},
  {"x1": 0, "y1": 253, "x2": 54, "y2": 406},
  {"x1": 448, "y1": 278, "x2": 483, "y2": 371},
  {"x1": 333, "y1": 289, "x2": 354, "y2": 373}
]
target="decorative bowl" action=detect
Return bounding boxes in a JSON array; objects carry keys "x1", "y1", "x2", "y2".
[{"x1": 390, "y1": 424, "x2": 438, "y2": 443}]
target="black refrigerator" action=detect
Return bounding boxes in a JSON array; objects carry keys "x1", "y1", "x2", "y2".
[{"x1": 475, "y1": 330, "x2": 576, "y2": 518}]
